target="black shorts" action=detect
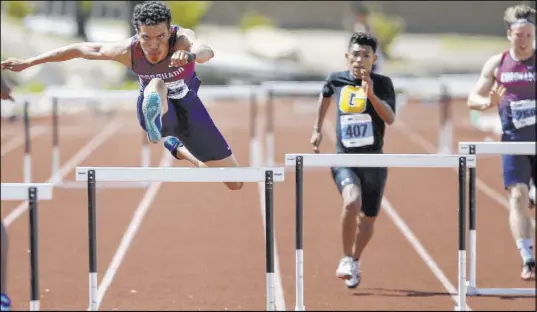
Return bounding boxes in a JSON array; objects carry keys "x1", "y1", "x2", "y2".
[{"x1": 330, "y1": 148, "x2": 388, "y2": 217}]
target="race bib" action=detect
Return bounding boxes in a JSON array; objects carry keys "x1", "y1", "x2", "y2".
[
  {"x1": 338, "y1": 85, "x2": 367, "y2": 114},
  {"x1": 511, "y1": 100, "x2": 536, "y2": 129},
  {"x1": 340, "y1": 114, "x2": 374, "y2": 148},
  {"x1": 166, "y1": 79, "x2": 189, "y2": 100}
]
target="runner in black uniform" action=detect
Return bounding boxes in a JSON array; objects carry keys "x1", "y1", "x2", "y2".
[{"x1": 310, "y1": 32, "x2": 396, "y2": 288}]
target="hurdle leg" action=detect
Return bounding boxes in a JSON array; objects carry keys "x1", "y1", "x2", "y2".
[
  {"x1": 265, "y1": 170, "x2": 275, "y2": 311},
  {"x1": 87, "y1": 170, "x2": 98, "y2": 311},
  {"x1": 51, "y1": 98, "x2": 61, "y2": 185},
  {"x1": 28, "y1": 187, "x2": 40, "y2": 311},
  {"x1": 24, "y1": 101, "x2": 32, "y2": 183},
  {"x1": 295, "y1": 157, "x2": 305, "y2": 311},
  {"x1": 249, "y1": 88, "x2": 259, "y2": 166},
  {"x1": 265, "y1": 89, "x2": 275, "y2": 167},
  {"x1": 456, "y1": 157, "x2": 467, "y2": 311},
  {"x1": 467, "y1": 145, "x2": 477, "y2": 294}
]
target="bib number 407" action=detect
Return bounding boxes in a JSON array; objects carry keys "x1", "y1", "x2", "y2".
[{"x1": 346, "y1": 123, "x2": 368, "y2": 138}]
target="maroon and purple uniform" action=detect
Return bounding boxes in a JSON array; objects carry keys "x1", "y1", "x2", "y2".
[
  {"x1": 495, "y1": 49, "x2": 536, "y2": 188},
  {"x1": 130, "y1": 25, "x2": 231, "y2": 162}
]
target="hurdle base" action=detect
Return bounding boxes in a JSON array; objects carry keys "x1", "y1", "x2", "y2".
[
  {"x1": 294, "y1": 305, "x2": 306, "y2": 311},
  {"x1": 55, "y1": 180, "x2": 151, "y2": 189},
  {"x1": 466, "y1": 283, "x2": 536, "y2": 296}
]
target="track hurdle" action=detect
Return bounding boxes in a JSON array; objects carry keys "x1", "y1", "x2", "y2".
[
  {"x1": 459, "y1": 141, "x2": 536, "y2": 297},
  {"x1": 74, "y1": 166, "x2": 285, "y2": 311},
  {"x1": 1, "y1": 183, "x2": 54, "y2": 311},
  {"x1": 284, "y1": 153, "x2": 477, "y2": 311}
]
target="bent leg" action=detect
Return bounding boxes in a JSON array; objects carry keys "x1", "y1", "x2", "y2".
[
  {"x1": 352, "y1": 167, "x2": 387, "y2": 261},
  {"x1": 205, "y1": 154, "x2": 244, "y2": 191},
  {"x1": 502, "y1": 154, "x2": 535, "y2": 280},
  {"x1": 139, "y1": 78, "x2": 169, "y2": 144},
  {"x1": 331, "y1": 167, "x2": 361, "y2": 258}
]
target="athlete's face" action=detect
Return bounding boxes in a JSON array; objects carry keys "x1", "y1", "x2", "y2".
[
  {"x1": 507, "y1": 23, "x2": 535, "y2": 54},
  {"x1": 137, "y1": 22, "x2": 172, "y2": 63},
  {"x1": 346, "y1": 43, "x2": 377, "y2": 77}
]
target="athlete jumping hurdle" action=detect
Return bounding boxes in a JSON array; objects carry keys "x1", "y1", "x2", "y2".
[
  {"x1": 467, "y1": 4, "x2": 536, "y2": 281},
  {"x1": 0, "y1": 1, "x2": 243, "y2": 191},
  {"x1": 310, "y1": 32, "x2": 396, "y2": 288}
]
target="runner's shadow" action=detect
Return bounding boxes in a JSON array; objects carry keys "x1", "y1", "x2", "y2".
[
  {"x1": 351, "y1": 287, "x2": 451, "y2": 298},
  {"x1": 351, "y1": 288, "x2": 532, "y2": 300}
]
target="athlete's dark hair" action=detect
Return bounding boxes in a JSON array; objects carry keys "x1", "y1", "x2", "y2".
[
  {"x1": 132, "y1": 1, "x2": 172, "y2": 31},
  {"x1": 348, "y1": 32, "x2": 378, "y2": 53},
  {"x1": 504, "y1": 4, "x2": 535, "y2": 29}
]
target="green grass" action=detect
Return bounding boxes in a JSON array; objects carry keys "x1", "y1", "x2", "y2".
[{"x1": 441, "y1": 34, "x2": 506, "y2": 52}]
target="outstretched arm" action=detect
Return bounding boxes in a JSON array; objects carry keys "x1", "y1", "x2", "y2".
[
  {"x1": 1, "y1": 39, "x2": 132, "y2": 72},
  {"x1": 467, "y1": 53, "x2": 501, "y2": 111}
]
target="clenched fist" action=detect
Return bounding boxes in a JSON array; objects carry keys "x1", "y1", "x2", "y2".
[{"x1": 169, "y1": 51, "x2": 196, "y2": 67}]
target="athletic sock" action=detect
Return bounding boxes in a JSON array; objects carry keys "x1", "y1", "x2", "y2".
[{"x1": 516, "y1": 238, "x2": 534, "y2": 263}]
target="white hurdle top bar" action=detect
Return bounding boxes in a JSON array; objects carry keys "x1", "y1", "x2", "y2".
[
  {"x1": 459, "y1": 141, "x2": 536, "y2": 155},
  {"x1": 285, "y1": 154, "x2": 476, "y2": 168},
  {"x1": 75, "y1": 167, "x2": 285, "y2": 182},
  {"x1": 1, "y1": 183, "x2": 54, "y2": 200}
]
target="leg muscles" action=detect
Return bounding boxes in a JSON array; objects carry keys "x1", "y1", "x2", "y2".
[
  {"x1": 341, "y1": 184, "x2": 361, "y2": 258},
  {"x1": 205, "y1": 154, "x2": 244, "y2": 191}
]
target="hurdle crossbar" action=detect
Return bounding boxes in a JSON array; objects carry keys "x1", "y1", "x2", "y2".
[
  {"x1": 1, "y1": 183, "x2": 54, "y2": 312},
  {"x1": 75, "y1": 166, "x2": 284, "y2": 311},
  {"x1": 459, "y1": 141, "x2": 536, "y2": 297},
  {"x1": 285, "y1": 153, "x2": 475, "y2": 311}
]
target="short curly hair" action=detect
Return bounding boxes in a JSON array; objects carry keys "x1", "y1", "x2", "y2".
[
  {"x1": 348, "y1": 32, "x2": 378, "y2": 53},
  {"x1": 132, "y1": 1, "x2": 172, "y2": 31}
]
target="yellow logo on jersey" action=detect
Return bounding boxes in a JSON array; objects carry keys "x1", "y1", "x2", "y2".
[{"x1": 339, "y1": 85, "x2": 367, "y2": 114}]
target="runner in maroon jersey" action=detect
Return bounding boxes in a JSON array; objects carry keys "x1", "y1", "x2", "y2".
[
  {"x1": 467, "y1": 4, "x2": 536, "y2": 281},
  {"x1": 1, "y1": 1, "x2": 243, "y2": 191}
]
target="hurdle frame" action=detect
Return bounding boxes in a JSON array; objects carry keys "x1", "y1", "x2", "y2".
[
  {"x1": 75, "y1": 166, "x2": 285, "y2": 311},
  {"x1": 1, "y1": 183, "x2": 54, "y2": 311},
  {"x1": 284, "y1": 153, "x2": 476, "y2": 311},
  {"x1": 459, "y1": 141, "x2": 537, "y2": 297}
]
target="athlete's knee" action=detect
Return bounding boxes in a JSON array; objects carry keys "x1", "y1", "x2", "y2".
[
  {"x1": 342, "y1": 185, "x2": 361, "y2": 215},
  {"x1": 509, "y1": 183, "x2": 529, "y2": 211},
  {"x1": 226, "y1": 182, "x2": 243, "y2": 191},
  {"x1": 146, "y1": 78, "x2": 166, "y2": 92}
]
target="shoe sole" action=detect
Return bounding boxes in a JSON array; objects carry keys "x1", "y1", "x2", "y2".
[
  {"x1": 521, "y1": 260, "x2": 536, "y2": 281},
  {"x1": 142, "y1": 93, "x2": 162, "y2": 143},
  {"x1": 336, "y1": 272, "x2": 352, "y2": 280}
]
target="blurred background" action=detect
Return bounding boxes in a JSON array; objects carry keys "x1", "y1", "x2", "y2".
[{"x1": 0, "y1": 0, "x2": 535, "y2": 124}]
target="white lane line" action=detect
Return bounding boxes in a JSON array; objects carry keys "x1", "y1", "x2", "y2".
[
  {"x1": 1, "y1": 125, "x2": 47, "y2": 157},
  {"x1": 92, "y1": 152, "x2": 171, "y2": 311},
  {"x1": 3, "y1": 120, "x2": 122, "y2": 227}
]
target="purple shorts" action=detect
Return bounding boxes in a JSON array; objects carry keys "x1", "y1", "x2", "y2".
[
  {"x1": 136, "y1": 92, "x2": 232, "y2": 162},
  {"x1": 502, "y1": 154, "x2": 535, "y2": 189}
]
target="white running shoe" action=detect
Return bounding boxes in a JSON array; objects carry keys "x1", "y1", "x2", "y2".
[
  {"x1": 336, "y1": 256, "x2": 354, "y2": 280},
  {"x1": 345, "y1": 260, "x2": 361, "y2": 288}
]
